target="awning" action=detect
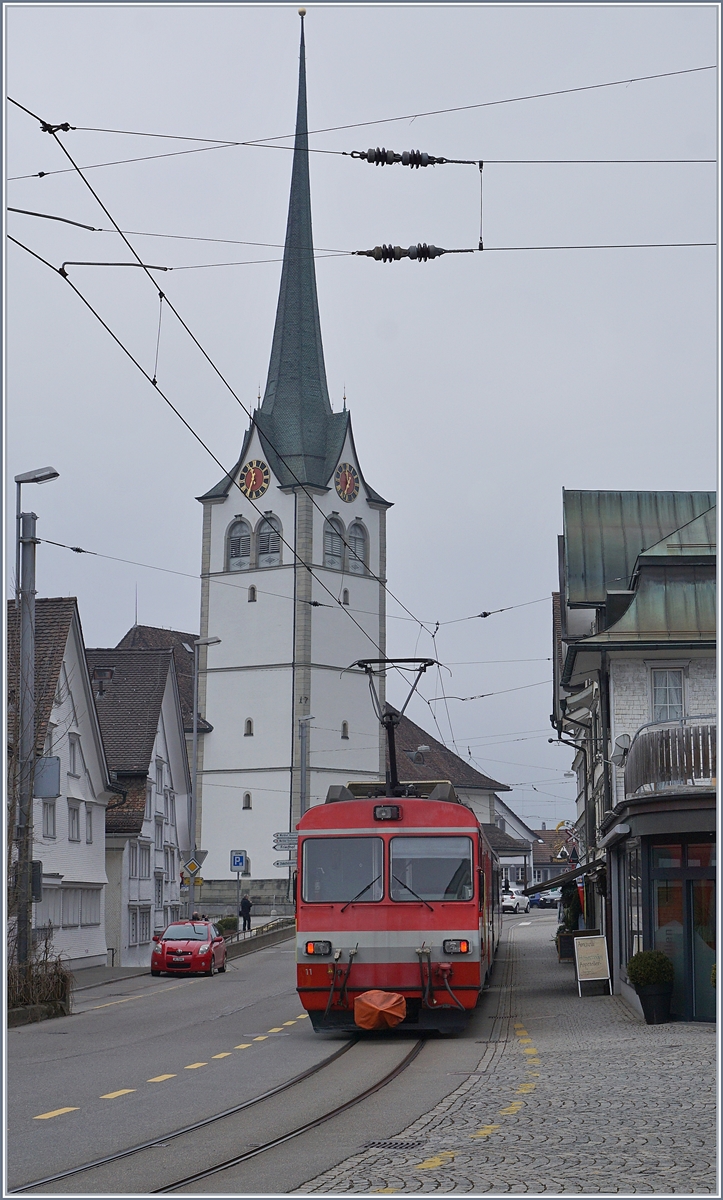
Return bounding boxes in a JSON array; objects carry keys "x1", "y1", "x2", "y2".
[{"x1": 520, "y1": 857, "x2": 606, "y2": 896}]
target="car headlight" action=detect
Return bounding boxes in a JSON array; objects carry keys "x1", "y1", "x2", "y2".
[
  {"x1": 153, "y1": 944, "x2": 162, "y2": 953},
  {"x1": 197, "y1": 944, "x2": 210, "y2": 954}
]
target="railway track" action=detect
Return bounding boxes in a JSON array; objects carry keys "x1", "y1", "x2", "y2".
[{"x1": 11, "y1": 1036, "x2": 425, "y2": 1195}]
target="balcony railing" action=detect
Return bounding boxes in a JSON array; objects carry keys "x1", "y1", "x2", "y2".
[{"x1": 624, "y1": 717, "x2": 716, "y2": 797}]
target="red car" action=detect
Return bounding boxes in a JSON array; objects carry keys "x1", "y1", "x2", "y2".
[{"x1": 151, "y1": 920, "x2": 227, "y2": 977}]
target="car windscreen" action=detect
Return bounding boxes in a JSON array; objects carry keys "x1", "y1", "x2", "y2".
[
  {"x1": 162, "y1": 924, "x2": 208, "y2": 940},
  {"x1": 302, "y1": 837, "x2": 383, "y2": 903},
  {"x1": 390, "y1": 836, "x2": 473, "y2": 902}
]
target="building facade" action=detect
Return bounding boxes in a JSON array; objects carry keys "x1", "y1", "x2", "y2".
[
  {"x1": 8, "y1": 599, "x2": 114, "y2": 971},
  {"x1": 85, "y1": 648, "x2": 191, "y2": 966},
  {"x1": 552, "y1": 491, "x2": 716, "y2": 1021},
  {"x1": 195, "y1": 17, "x2": 390, "y2": 884}
]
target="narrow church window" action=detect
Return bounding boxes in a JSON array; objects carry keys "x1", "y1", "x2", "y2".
[
  {"x1": 248, "y1": 585, "x2": 257, "y2": 602},
  {"x1": 324, "y1": 517, "x2": 344, "y2": 570},
  {"x1": 243, "y1": 793, "x2": 252, "y2": 810},
  {"x1": 244, "y1": 719, "x2": 254, "y2": 737},
  {"x1": 257, "y1": 515, "x2": 282, "y2": 567},
  {"x1": 347, "y1": 523, "x2": 367, "y2": 575},
  {"x1": 341, "y1": 721, "x2": 349, "y2": 740},
  {"x1": 228, "y1": 519, "x2": 252, "y2": 571},
  {"x1": 342, "y1": 589, "x2": 350, "y2": 605}
]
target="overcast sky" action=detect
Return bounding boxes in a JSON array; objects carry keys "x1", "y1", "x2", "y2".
[{"x1": 5, "y1": 3, "x2": 718, "y2": 828}]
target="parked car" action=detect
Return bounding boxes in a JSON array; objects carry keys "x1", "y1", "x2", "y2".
[
  {"x1": 501, "y1": 885, "x2": 531, "y2": 914},
  {"x1": 151, "y1": 920, "x2": 227, "y2": 977},
  {"x1": 539, "y1": 887, "x2": 562, "y2": 908}
]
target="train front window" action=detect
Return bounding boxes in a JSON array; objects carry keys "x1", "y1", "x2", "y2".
[
  {"x1": 302, "y1": 837, "x2": 383, "y2": 903},
  {"x1": 390, "y1": 837, "x2": 474, "y2": 902}
]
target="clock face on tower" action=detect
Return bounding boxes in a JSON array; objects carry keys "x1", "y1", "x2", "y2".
[
  {"x1": 239, "y1": 459, "x2": 270, "y2": 500},
  {"x1": 334, "y1": 462, "x2": 360, "y2": 503}
]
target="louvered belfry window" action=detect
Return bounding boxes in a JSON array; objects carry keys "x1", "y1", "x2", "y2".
[
  {"x1": 324, "y1": 518, "x2": 344, "y2": 570},
  {"x1": 228, "y1": 520, "x2": 251, "y2": 571},
  {"x1": 348, "y1": 523, "x2": 367, "y2": 575},
  {"x1": 257, "y1": 516, "x2": 281, "y2": 567}
]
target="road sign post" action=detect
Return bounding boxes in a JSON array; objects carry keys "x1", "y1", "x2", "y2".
[{"x1": 230, "y1": 851, "x2": 247, "y2": 928}]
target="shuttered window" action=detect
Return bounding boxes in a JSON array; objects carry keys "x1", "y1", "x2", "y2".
[
  {"x1": 348, "y1": 523, "x2": 367, "y2": 575},
  {"x1": 81, "y1": 889, "x2": 101, "y2": 926},
  {"x1": 257, "y1": 517, "x2": 281, "y2": 567},
  {"x1": 324, "y1": 519, "x2": 344, "y2": 570},
  {"x1": 228, "y1": 520, "x2": 252, "y2": 571}
]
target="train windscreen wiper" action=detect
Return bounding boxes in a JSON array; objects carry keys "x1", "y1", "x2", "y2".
[
  {"x1": 392, "y1": 874, "x2": 434, "y2": 912},
  {"x1": 340, "y1": 874, "x2": 381, "y2": 913}
]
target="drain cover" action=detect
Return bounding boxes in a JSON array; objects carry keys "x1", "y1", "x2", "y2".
[{"x1": 364, "y1": 1140, "x2": 426, "y2": 1151}]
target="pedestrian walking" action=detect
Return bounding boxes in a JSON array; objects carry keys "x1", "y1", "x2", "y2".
[{"x1": 239, "y1": 894, "x2": 252, "y2": 932}]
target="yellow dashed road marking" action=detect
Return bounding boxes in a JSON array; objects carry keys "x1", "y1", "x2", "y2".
[
  {"x1": 513, "y1": 1022, "x2": 525, "y2": 1029},
  {"x1": 268, "y1": 1027, "x2": 284, "y2": 1033},
  {"x1": 34, "y1": 1107, "x2": 79, "y2": 1120},
  {"x1": 516, "y1": 1082, "x2": 536, "y2": 1093},
  {"x1": 253, "y1": 1036, "x2": 268, "y2": 1041},
  {"x1": 470, "y1": 1123, "x2": 501, "y2": 1139},
  {"x1": 101, "y1": 1089, "x2": 136, "y2": 1099},
  {"x1": 499, "y1": 1101, "x2": 524, "y2": 1115},
  {"x1": 518, "y1": 1037, "x2": 532, "y2": 1044},
  {"x1": 416, "y1": 1151, "x2": 455, "y2": 1169},
  {"x1": 522, "y1": 1047, "x2": 539, "y2": 1055},
  {"x1": 235, "y1": 1043, "x2": 252, "y2": 1049},
  {"x1": 212, "y1": 1053, "x2": 232, "y2": 1059},
  {"x1": 297, "y1": 1013, "x2": 309, "y2": 1019},
  {"x1": 527, "y1": 1071, "x2": 541, "y2": 1077},
  {"x1": 375, "y1": 1189, "x2": 400, "y2": 1193},
  {"x1": 148, "y1": 1074, "x2": 176, "y2": 1083},
  {"x1": 283, "y1": 1020, "x2": 297, "y2": 1026},
  {"x1": 184, "y1": 1062, "x2": 207, "y2": 1069}
]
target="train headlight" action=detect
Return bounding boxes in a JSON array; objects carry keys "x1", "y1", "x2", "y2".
[
  {"x1": 304, "y1": 940, "x2": 332, "y2": 956},
  {"x1": 443, "y1": 939, "x2": 471, "y2": 954},
  {"x1": 374, "y1": 804, "x2": 402, "y2": 820}
]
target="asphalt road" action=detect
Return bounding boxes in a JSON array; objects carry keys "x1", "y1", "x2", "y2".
[{"x1": 7, "y1": 919, "x2": 544, "y2": 1194}]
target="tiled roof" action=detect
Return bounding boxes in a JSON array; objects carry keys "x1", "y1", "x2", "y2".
[
  {"x1": 115, "y1": 625, "x2": 201, "y2": 731},
  {"x1": 7, "y1": 598, "x2": 77, "y2": 754},
  {"x1": 85, "y1": 647, "x2": 173, "y2": 773},
  {"x1": 387, "y1": 709, "x2": 509, "y2": 792},
  {"x1": 532, "y1": 828, "x2": 568, "y2": 864},
  {"x1": 106, "y1": 775, "x2": 147, "y2": 836},
  {"x1": 481, "y1": 825, "x2": 529, "y2": 853}
]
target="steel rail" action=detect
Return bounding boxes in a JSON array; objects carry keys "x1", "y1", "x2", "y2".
[
  {"x1": 8, "y1": 1039, "x2": 356, "y2": 1193},
  {"x1": 153, "y1": 1037, "x2": 426, "y2": 1193}
]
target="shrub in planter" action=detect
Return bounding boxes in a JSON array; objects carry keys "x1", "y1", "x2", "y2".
[
  {"x1": 216, "y1": 916, "x2": 238, "y2": 934},
  {"x1": 626, "y1": 950, "x2": 674, "y2": 1024}
]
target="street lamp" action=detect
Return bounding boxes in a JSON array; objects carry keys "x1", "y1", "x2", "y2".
[
  {"x1": 15, "y1": 467, "x2": 59, "y2": 608},
  {"x1": 185, "y1": 636, "x2": 220, "y2": 917},
  {"x1": 14, "y1": 466, "x2": 60, "y2": 968}
]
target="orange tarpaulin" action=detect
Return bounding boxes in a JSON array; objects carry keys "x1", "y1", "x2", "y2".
[{"x1": 354, "y1": 989, "x2": 407, "y2": 1030}]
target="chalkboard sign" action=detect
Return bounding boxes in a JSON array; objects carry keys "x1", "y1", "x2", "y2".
[{"x1": 573, "y1": 935, "x2": 611, "y2": 996}]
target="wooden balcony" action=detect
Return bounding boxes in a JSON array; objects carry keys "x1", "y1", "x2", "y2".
[{"x1": 624, "y1": 720, "x2": 716, "y2": 798}]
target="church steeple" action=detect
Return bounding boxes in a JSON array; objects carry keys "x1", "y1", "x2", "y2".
[{"x1": 254, "y1": 10, "x2": 347, "y2": 489}]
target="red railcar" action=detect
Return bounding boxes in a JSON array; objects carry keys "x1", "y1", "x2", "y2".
[{"x1": 295, "y1": 781, "x2": 501, "y2": 1033}]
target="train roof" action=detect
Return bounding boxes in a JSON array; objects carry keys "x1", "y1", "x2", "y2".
[{"x1": 329, "y1": 780, "x2": 462, "y2": 803}]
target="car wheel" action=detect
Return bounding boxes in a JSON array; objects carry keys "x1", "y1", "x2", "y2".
[
  {"x1": 151, "y1": 969, "x2": 161, "y2": 977},
  {"x1": 525, "y1": 903, "x2": 530, "y2": 914},
  {"x1": 219, "y1": 955, "x2": 227, "y2": 973},
  {"x1": 205, "y1": 957, "x2": 217, "y2": 977},
  {"x1": 514, "y1": 903, "x2": 519, "y2": 913}
]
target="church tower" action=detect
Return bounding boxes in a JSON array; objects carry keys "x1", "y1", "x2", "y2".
[{"x1": 196, "y1": 13, "x2": 391, "y2": 883}]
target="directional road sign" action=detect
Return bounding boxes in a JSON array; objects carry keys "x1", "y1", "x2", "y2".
[
  {"x1": 273, "y1": 859, "x2": 297, "y2": 869},
  {"x1": 273, "y1": 832, "x2": 299, "y2": 850}
]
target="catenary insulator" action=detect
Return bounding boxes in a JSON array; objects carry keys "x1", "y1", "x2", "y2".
[
  {"x1": 354, "y1": 244, "x2": 447, "y2": 262},
  {"x1": 350, "y1": 147, "x2": 447, "y2": 167}
]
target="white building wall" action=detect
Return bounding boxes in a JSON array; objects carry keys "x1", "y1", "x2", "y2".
[{"x1": 32, "y1": 623, "x2": 109, "y2": 970}]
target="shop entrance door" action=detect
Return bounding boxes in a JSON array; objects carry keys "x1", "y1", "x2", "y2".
[{"x1": 650, "y1": 840, "x2": 716, "y2": 1022}]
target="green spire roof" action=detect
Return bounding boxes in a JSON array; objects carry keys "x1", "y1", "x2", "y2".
[{"x1": 253, "y1": 13, "x2": 348, "y2": 489}]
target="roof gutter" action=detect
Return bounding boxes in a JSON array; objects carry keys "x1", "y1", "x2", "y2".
[{"x1": 106, "y1": 780, "x2": 128, "y2": 812}]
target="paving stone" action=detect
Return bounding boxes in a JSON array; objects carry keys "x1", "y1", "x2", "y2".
[{"x1": 297, "y1": 917, "x2": 716, "y2": 1194}]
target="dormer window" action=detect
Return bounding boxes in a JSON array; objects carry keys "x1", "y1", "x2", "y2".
[
  {"x1": 347, "y1": 522, "x2": 367, "y2": 575},
  {"x1": 324, "y1": 517, "x2": 344, "y2": 570},
  {"x1": 257, "y1": 515, "x2": 281, "y2": 567},
  {"x1": 228, "y1": 519, "x2": 252, "y2": 571}
]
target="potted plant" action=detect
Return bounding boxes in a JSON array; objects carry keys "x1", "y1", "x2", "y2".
[{"x1": 626, "y1": 950, "x2": 674, "y2": 1024}]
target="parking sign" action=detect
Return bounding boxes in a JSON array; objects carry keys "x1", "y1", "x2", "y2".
[{"x1": 230, "y1": 851, "x2": 246, "y2": 872}]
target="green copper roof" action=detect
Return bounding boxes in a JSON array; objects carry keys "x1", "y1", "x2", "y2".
[
  {"x1": 563, "y1": 490, "x2": 716, "y2": 607},
  {"x1": 638, "y1": 506, "x2": 716, "y2": 560}
]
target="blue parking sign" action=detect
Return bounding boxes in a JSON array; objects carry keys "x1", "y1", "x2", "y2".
[{"x1": 230, "y1": 851, "x2": 246, "y2": 872}]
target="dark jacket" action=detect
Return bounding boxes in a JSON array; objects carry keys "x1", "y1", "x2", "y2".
[{"x1": 239, "y1": 898, "x2": 252, "y2": 917}]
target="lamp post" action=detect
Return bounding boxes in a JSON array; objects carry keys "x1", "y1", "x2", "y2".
[
  {"x1": 188, "y1": 636, "x2": 220, "y2": 918},
  {"x1": 14, "y1": 467, "x2": 59, "y2": 967}
]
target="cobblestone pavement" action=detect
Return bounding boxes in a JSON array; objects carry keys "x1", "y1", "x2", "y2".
[{"x1": 297, "y1": 916, "x2": 717, "y2": 1195}]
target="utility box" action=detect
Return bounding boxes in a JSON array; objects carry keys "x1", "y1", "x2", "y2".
[{"x1": 34, "y1": 756, "x2": 61, "y2": 799}]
